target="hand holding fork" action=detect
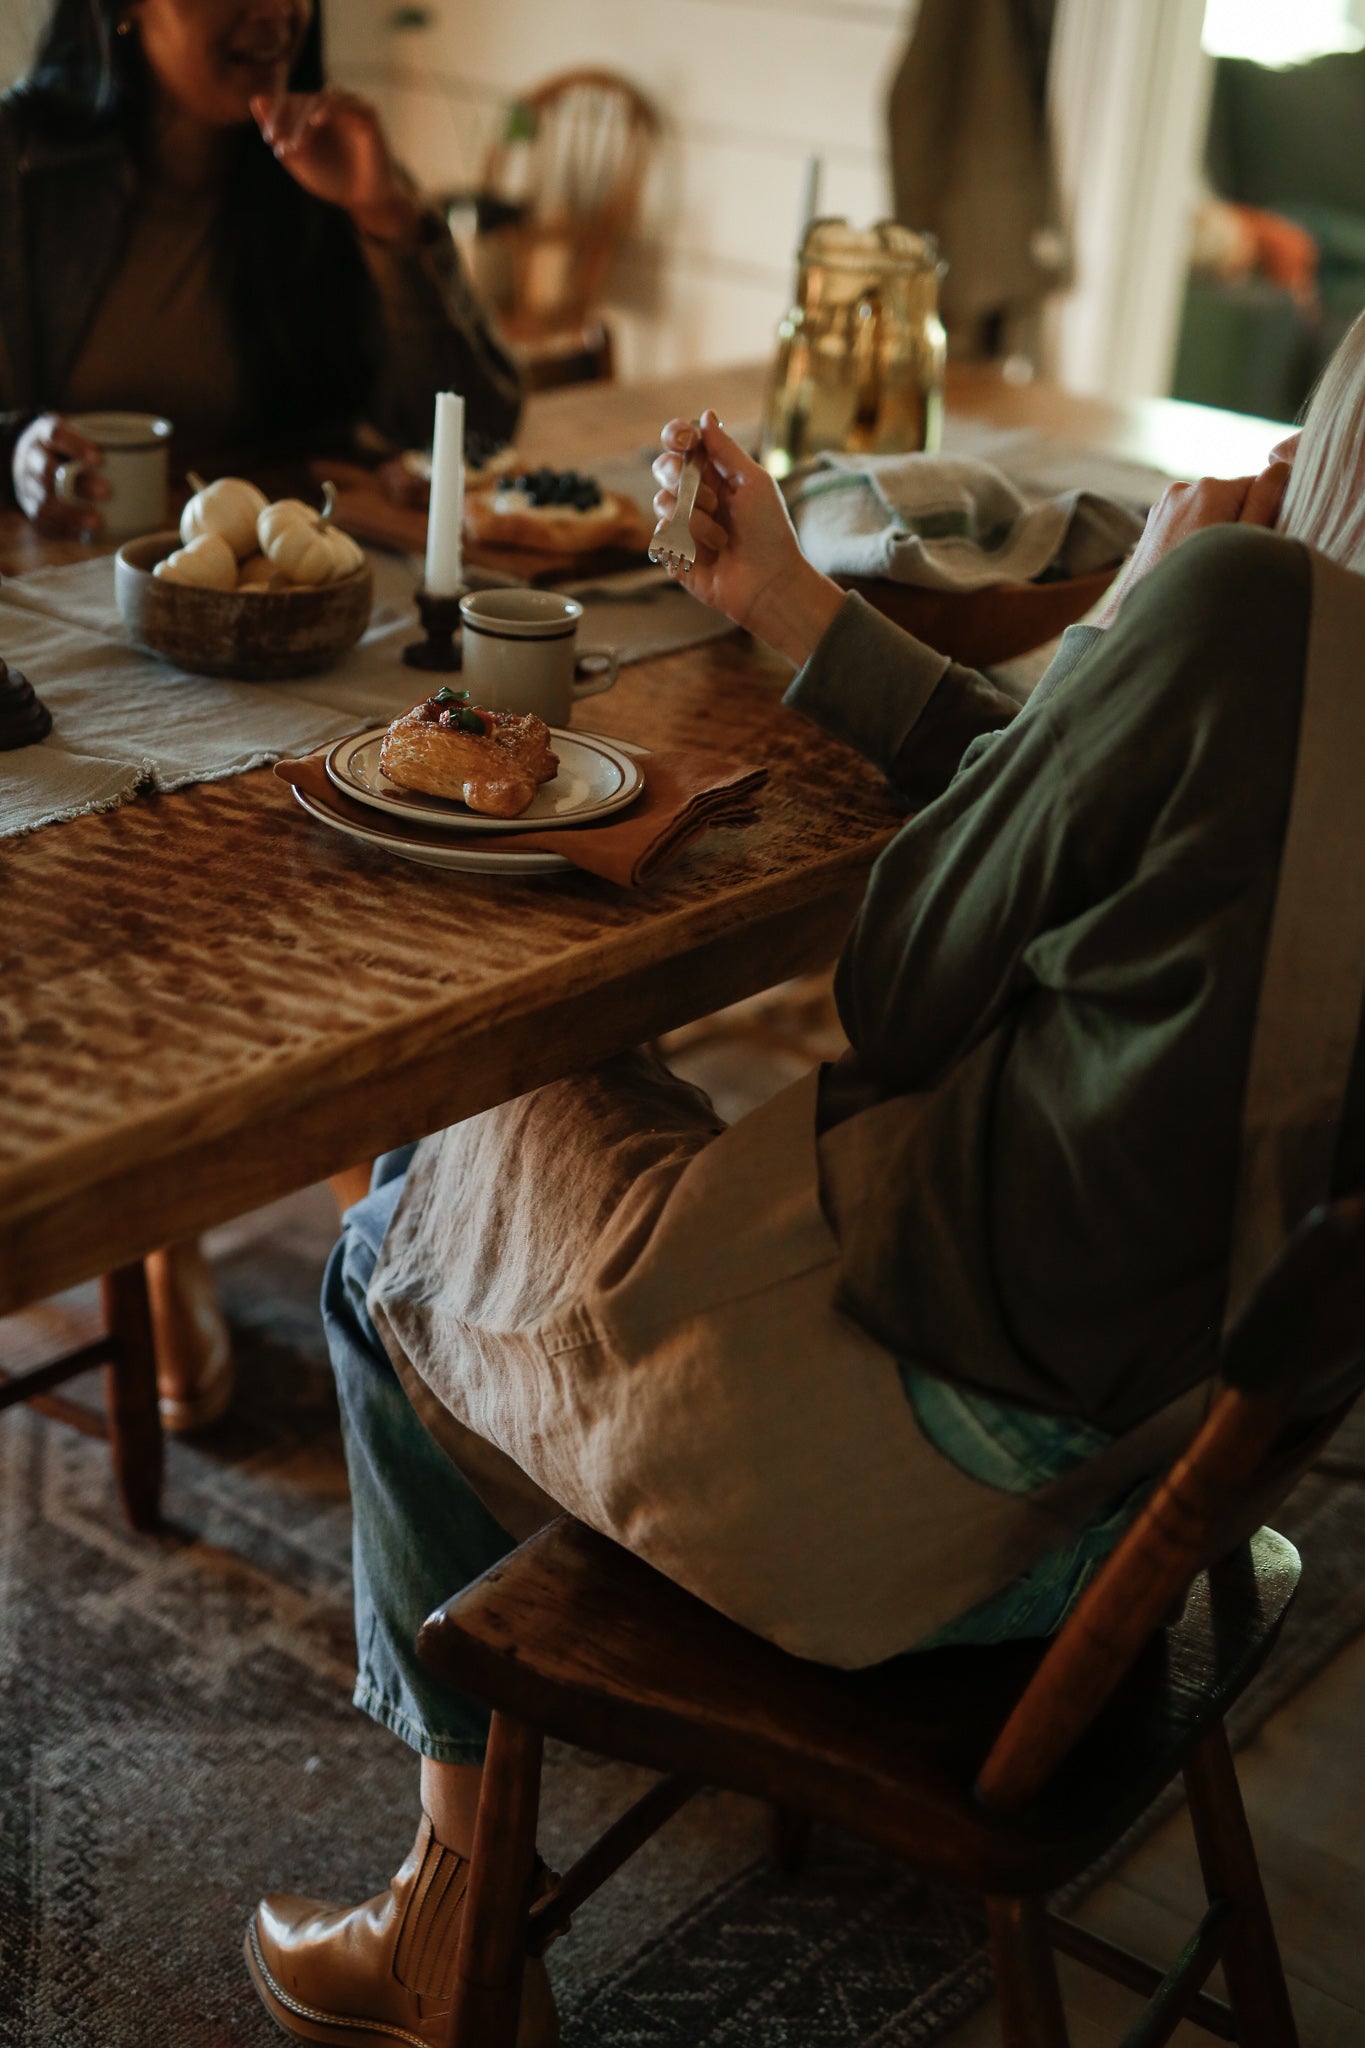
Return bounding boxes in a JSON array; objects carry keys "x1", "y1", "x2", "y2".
[
  {"x1": 648, "y1": 421, "x2": 707, "y2": 574},
  {"x1": 651, "y1": 411, "x2": 846, "y2": 668}
]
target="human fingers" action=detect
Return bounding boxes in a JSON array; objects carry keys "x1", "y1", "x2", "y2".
[
  {"x1": 42, "y1": 419, "x2": 104, "y2": 469},
  {"x1": 1237, "y1": 453, "x2": 1293, "y2": 527},
  {"x1": 697, "y1": 410, "x2": 757, "y2": 484},
  {"x1": 651, "y1": 497, "x2": 728, "y2": 552},
  {"x1": 658, "y1": 416, "x2": 700, "y2": 456},
  {"x1": 1270, "y1": 432, "x2": 1300, "y2": 464},
  {"x1": 650, "y1": 466, "x2": 720, "y2": 515},
  {"x1": 15, "y1": 443, "x2": 107, "y2": 525},
  {"x1": 38, "y1": 438, "x2": 109, "y2": 494},
  {"x1": 263, "y1": 91, "x2": 322, "y2": 154},
  {"x1": 1182, "y1": 474, "x2": 1257, "y2": 524},
  {"x1": 250, "y1": 91, "x2": 286, "y2": 142}
]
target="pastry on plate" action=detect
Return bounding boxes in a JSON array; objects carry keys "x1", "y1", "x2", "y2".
[
  {"x1": 378, "y1": 689, "x2": 559, "y2": 819},
  {"x1": 463, "y1": 466, "x2": 652, "y2": 556}
]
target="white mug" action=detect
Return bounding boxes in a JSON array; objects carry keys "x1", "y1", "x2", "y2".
[
  {"x1": 55, "y1": 411, "x2": 173, "y2": 541},
  {"x1": 458, "y1": 589, "x2": 618, "y2": 727}
]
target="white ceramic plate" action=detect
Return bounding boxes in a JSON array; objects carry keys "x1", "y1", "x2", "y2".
[
  {"x1": 326, "y1": 724, "x2": 643, "y2": 833},
  {"x1": 290, "y1": 784, "x2": 573, "y2": 875}
]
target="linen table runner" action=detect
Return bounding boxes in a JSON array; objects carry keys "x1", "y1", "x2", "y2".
[{"x1": 0, "y1": 548, "x2": 734, "y2": 839}]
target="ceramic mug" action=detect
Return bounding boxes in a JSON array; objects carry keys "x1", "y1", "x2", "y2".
[
  {"x1": 457, "y1": 589, "x2": 618, "y2": 726},
  {"x1": 55, "y1": 411, "x2": 173, "y2": 541}
]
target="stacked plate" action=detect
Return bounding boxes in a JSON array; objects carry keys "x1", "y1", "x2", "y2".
[{"x1": 295, "y1": 724, "x2": 645, "y2": 874}]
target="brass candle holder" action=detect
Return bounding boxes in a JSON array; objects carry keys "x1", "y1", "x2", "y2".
[{"x1": 403, "y1": 585, "x2": 465, "y2": 672}]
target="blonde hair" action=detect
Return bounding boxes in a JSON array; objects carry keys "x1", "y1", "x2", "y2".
[{"x1": 1277, "y1": 309, "x2": 1365, "y2": 571}]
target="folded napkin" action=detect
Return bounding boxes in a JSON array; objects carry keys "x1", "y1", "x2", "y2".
[
  {"x1": 275, "y1": 744, "x2": 766, "y2": 888},
  {"x1": 786, "y1": 451, "x2": 1145, "y2": 592}
]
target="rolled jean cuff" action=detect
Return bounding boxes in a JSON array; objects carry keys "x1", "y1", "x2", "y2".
[{"x1": 351, "y1": 1677, "x2": 489, "y2": 1766}]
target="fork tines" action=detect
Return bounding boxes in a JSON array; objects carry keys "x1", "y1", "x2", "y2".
[{"x1": 649, "y1": 433, "x2": 705, "y2": 573}]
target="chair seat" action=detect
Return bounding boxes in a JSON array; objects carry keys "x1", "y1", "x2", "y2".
[{"x1": 418, "y1": 1516, "x2": 1300, "y2": 1897}]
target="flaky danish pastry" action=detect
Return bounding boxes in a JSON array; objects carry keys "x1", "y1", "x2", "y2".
[{"x1": 379, "y1": 693, "x2": 559, "y2": 819}]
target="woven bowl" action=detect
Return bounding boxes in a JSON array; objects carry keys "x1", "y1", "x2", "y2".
[{"x1": 115, "y1": 531, "x2": 373, "y2": 681}]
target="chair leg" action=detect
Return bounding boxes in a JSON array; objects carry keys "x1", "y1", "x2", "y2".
[
  {"x1": 988, "y1": 1896, "x2": 1070, "y2": 2048},
  {"x1": 1184, "y1": 1721, "x2": 1298, "y2": 2048},
  {"x1": 101, "y1": 1264, "x2": 163, "y2": 1531},
  {"x1": 446, "y1": 1712, "x2": 544, "y2": 2048}
]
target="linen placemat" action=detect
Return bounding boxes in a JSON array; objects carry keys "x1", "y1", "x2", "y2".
[
  {"x1": 275, "y1": 744, "x2": 766, "y2": 887},
  {"x1": 0, "y1": 548, "x2": 734, "y2": 840}
]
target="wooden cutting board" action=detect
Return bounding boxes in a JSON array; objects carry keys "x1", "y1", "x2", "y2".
[{"x1": 312, "y1": 460, "x2": 653, "y2": 585}]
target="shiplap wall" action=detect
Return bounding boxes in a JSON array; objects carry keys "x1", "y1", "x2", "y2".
[{"x1": 336, "y1": 0, "x2": 919, "y2": 380}]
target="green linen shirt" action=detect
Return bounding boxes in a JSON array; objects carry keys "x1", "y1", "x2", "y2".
[{"x1": 785, "y1": 523, "x2": 1365, "y2": 1432}]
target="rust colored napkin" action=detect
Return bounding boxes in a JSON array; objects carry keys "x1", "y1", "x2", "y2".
[{"x1": 274, "y1": 744, "x2": 767, "y2": 887}]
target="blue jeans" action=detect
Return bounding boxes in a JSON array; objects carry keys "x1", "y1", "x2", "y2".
[
  {"x1": 324, "y1": 1158, "x2": 1144, "y2": 1762},
  {"x1": 322, "y1": 1147, "x2": 514, "y2": 1763}
]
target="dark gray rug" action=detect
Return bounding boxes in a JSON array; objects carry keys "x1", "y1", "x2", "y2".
[{"x1": 3, "y1": 1200, "x2": 1363, "y2": 2048}]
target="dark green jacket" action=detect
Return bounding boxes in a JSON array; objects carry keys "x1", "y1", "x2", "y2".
[
  {"x1": 788, "y1": 524, "x2": 1365, "y2": 1430},
  {"x1": 0, "y1": 86, "x2": 521, "y2": 470}
]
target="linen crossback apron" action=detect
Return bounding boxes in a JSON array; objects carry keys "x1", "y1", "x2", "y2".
[{"x1": 369, "y1": 550, "x2": 1365, "y2": 1667}]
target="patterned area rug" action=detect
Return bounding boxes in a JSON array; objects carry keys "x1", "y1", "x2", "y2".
[{"x1": 4, "y1": 1160, "x2": 1365, "y2": 2047}]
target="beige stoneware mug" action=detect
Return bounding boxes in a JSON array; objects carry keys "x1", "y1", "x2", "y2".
[
  {"x1": 457, "y1": 589, "x2": 618, "y2": 726},
  {"x1": 55, "y1": 411, "x2": 173, "y2": 541}
]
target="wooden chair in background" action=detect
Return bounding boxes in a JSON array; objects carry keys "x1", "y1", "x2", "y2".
[
  {"x1": 417, "y1": 1196, "x2": 1365, "y2": 2047},
  {"x1": 0, "y1": 1264, "x2": 161, "y2": 1530},
  {"x1": 469, "y1": 68, "x2": 660, "y2": 392}
]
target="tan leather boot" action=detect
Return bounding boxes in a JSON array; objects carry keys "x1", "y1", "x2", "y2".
[{"x1": 244, "y1": 1815, "x2": 559, "y2": 2047}]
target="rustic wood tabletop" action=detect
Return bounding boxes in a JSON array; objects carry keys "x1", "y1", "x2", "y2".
[{"x1": 0, "y1": 364, "x2": 1288, "y2": 1314}]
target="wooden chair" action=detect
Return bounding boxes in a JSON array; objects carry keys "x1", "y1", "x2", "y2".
[
  {"x1": 0, "y1": 1263, "x2": 161, "y2": 1530},
  {"x1": 471, "y1": 69, "x2": 660, "y2": 390},
  {"x1": 416, "y1": 1195, "x2": 1365, "y2": 2047}
]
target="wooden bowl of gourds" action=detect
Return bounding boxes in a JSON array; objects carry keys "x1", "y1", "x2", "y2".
[{"x1": 115, "y1": 475, "x2": 373, "y2": 680}]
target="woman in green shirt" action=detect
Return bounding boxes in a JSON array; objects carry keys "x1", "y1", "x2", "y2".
[{"x1": 243, "y1": 325, "x2": 1365, "y2": 2048}]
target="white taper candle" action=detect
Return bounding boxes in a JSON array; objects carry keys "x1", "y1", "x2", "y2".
[{"x1": 424, "y1": 389, "x2": 465, "y2": 596}]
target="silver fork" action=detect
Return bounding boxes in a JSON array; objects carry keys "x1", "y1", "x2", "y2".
[{"x1": 648, "y1": 425, "x2": 705, "y2": 573}]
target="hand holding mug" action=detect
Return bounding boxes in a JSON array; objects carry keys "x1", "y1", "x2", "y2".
[{"x1": 12, "y1": 413, "x2": 110, "y2": 536}]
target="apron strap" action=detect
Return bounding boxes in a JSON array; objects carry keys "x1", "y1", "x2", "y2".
[{"x1": 1224, "y1": 549, "x2": 1365, "y2": 1331}]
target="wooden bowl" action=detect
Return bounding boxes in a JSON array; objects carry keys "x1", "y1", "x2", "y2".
[
  {"x1": 835, "y1": 567, "x2": 1117, "y2": 669},
  {"x1": 115, "y1": 531, "x2": 373, "y2": 680}
]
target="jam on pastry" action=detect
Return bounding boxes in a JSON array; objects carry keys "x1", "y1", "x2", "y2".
[{"x1": 378, "y1": 690, "x2": 559, "y2": 819}]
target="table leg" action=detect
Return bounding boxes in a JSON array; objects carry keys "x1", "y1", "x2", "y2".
[{"x1": 100, "y1": 1264, "x2": 163, "y2": 1531}]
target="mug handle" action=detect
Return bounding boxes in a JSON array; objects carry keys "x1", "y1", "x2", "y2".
[
  {"x1": 573, "y1": 647, "x2": 618, "y2": 699},
  {"x1": 53, "y1": 461, "x2": 89, "y2": 506}
]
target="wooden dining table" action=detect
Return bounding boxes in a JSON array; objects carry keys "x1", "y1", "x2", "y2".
[{"x1": 0, "y1": 361, "x2": 1286, "y2": 1341}]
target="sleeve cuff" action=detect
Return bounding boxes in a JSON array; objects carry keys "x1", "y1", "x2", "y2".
[
  {"x1": 1026, "y1": 622, "x2": 1106, "y2": 710},
  {"x1": 782, "y1": 591, "x2": 950, "y2": 772}
]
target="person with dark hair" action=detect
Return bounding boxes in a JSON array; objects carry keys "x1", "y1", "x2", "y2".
[
  {"x1": 1, "y1": 0, "x2": 522, "y2": 534},
  {"x1": 1, "y1": 2, "x2": 522, "y2": 1432}
]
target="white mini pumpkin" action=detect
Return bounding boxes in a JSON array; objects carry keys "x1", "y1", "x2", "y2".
[
  {"x1": 153, "y1": 532, "x2": 239, "y2": 590},
  {"x1": 236, "y1": 552, "x2": 283, "y2": 591},
  {"x1": 256, "y1": 482, "x2": 365, "y2": 584},
  {"x1": 180, "y1": 473, "x2": 268, "y2": 561}
]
